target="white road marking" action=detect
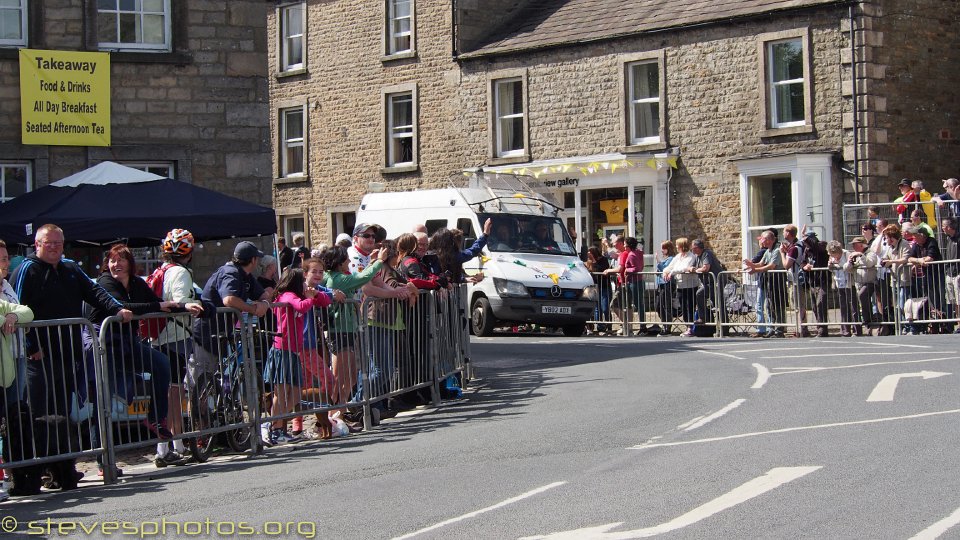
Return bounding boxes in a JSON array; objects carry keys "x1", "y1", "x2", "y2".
[
  {"x1": 683, "y1": 400, "x2": 746, "y2": 432},
  {"x1": 630, "y1": 409, "x2": 960, "y2": 450},
  {"x1": 392, "y1": 481, "x2": 566, "y2": 540},
  {"x1": 697, "y1": 350, "x2": 745, "y2": 360},
  {"x1": 520, "y1": 467, "x2": 821, "y2": 539},
  {"x1": 846, "y1": 341, "x2": 932, "y2": 348},
  {"x1": 769, "y1": 357, "x2": 956, "y2": 377},
  {"x1": 866, "y1": 371, "x2": 952, "y2": 402},
  {"x1": 759, "y1": 351, "x2": 939, "y2": 359},
  {"x1": 909, "y1": 505, "x2": 960, "y2": 540},
  {"x1": 752, "y1": 363, "x2": 771, "y2": 389},
  {"x1": 676, "y1": 416, "x2": 705, "y2": 430}
]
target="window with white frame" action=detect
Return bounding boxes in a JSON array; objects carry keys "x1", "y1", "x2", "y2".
[
  {"x1": 767, "y1": 38, "x2": 805, "y2": 128},
  {"x1": 0, "y1": 163, "x2": 31, "y2": 203},
  {"x1": 282, "y1": 215, "x2": 305, "y2": 246},
  {"x1": 737, "y1": 154, "x2": 834, "y2": 257},
  {"x1": 494, "y1": 77, "x2": 525, "y2": 158},
  {"x1": 386, "y1": 0, "x2": 412, "y2": 55},
  {"x1": 97, "y1": 0, "x2": 171, "y2": 52},
  {"x1": 627, "y1": 60, "x2": 661, "y2": 145},
  {"x1": 279, "y1": 2, "x2": 305, "y2": 72},
  {"x1": 387, "y1": 92, "x2": 414, "y2": 167},
  {"x1": 124, "y1": 162, "x2": 175, "y2": 179},
  {"x1": 0, "y1": 0, "x2": 27, "y2": 47},
  {"x1": 280, "y1": 107, "x2": 305, "y2": 177}
]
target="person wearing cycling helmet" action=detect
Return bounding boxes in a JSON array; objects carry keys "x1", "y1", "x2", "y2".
[{"x1": 153, "y1": 228, "x2": 203, "y2": 467}]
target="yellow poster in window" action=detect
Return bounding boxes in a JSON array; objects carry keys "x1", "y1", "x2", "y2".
[{"x1": 19, "y1": 49, "x2": 110, "y2": 147}]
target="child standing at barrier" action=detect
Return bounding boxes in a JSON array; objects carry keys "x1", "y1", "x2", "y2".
[
  {"x1": 262, "y1": 268, "x2": 332, "y2": 445},
  {"x1": 290, "y1": 258, "x2": 343, "y2": 440},
  {"x1": 321, "y1": 246, "x2": 388, "y2": 412}
]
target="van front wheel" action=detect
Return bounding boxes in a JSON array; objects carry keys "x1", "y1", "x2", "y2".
[
  {"x1": 471, "y1": 297, "x2": 496, "y2": 337},
  {"x1": 561, "y1": 324, "x2": 586, "y2": 337}
]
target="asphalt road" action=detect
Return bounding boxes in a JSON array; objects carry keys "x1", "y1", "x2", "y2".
[{"x1": 2, "y1": 334, "x2": 959, "y2": 539}]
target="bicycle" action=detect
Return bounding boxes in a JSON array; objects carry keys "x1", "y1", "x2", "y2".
[{"x1": 186, "y1": 332, "x2": 253, "y2": 462}]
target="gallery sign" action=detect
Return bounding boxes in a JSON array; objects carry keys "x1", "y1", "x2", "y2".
[{"x1": 19, "y1": 49, "x2": 110, "y2": 147}]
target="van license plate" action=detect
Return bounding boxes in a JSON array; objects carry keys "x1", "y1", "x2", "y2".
[{"x1": 541, "y1": 306, "x2": 571, "y2": 314}]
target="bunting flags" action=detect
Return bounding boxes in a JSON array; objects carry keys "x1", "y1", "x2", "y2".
[{"x1": 502, "y1": 156, "x2": 678, "y2": 177}]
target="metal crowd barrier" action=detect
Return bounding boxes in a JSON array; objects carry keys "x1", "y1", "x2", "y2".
[
  {"x1": 891, "y1": 258, "x2": 960, "y2": 334},
  {"x1": 0, "y1": 319, "x2": 109, "y2": 485},
  {"x1": 1, "y1": 287, "x2": 475, "y2": 490}
]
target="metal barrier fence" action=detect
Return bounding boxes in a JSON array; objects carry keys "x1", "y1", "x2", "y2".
[
  {"x1": 586, "y1": 271, "x2": 720, "y2": 337},
  {"x1": 843, "y1": 200, "x2": 950, "y2": 249},
  {"x1": 1, "y1": 287, "x2": 473, "y2": 490},
  {"x1": 0, "y1": 318, "x2": 109, "y2": 492}
]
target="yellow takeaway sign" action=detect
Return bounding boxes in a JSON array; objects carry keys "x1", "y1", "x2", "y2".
[{"x1": 19, "y1": 49, "x2": 111, "y2": 147}]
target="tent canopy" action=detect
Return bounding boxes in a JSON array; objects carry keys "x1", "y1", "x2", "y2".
[{"x1": 0, "y1": 162, "x2": 276, "y2": 246}]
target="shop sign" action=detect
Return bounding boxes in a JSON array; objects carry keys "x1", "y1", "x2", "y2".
[
  {"x1": 19, "y1": 49, "x2": 111, "y2": 147},
  {"x1": 541, "y1": 177, "x2": 579, "y2": 189}
]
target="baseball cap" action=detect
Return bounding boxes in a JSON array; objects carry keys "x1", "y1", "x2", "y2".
[
  {"x1": 234, "y1": 241, "x2": 264, "y2": 260},
  {"x1": 851, "y1": 236, "x2": 867, "y2": 245},
  {"x1": 898, "y1": 178, "x2": 911, "y2": 187},
  {"x1": 352, "y1": 223, "x2": 386, "y2": 242},
  {"x1": 335, "y1": 233, "x2": 351, "y2": 244}
]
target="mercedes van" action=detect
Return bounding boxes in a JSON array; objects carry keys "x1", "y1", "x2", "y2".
[{"x1": 356, "y1": 172, "x2": 597, "y2": 336}]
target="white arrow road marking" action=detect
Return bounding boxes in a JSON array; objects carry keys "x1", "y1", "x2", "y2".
[
  {"x1": 392, "y1": 481, "x2": 566, "y2": 540},
  {"x1": 866, "y1": 371, "x2": 952, "y2": 402},
  {"x1": 909, "y1": 505, "x2": 960, "y2": 539},
  {"x1": 520, "y1": 467, "x2": 821, "y2": 540}
]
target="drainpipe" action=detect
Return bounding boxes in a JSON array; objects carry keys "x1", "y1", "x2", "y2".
[{"x1": 850, "y1": 3, "x2": 862, "y2": 203}]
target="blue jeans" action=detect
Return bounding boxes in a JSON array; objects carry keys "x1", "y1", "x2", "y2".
[
  {"x1": 353, "y1": 326, "x2": 399, "y2": 406},
  {"x1": 756, "y1": 286, "x2": 768, "y2": 333}
]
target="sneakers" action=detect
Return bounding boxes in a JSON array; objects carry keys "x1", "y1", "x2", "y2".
[
  {"x1": 269, "y1": 429, "x2": 300, "y2": 445},
  {"x1": 153, "y1": 451, "x2": 189, "y2": 468},
  {"x1": 142, "y1": 419, "x2": 173, "y2": 440},
  {"x1": 680, "y1": 330, "x2": 694, "y2": 337}
]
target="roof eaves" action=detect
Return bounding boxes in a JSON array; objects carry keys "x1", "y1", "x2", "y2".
[{"x1": 456, "y1": 0, "x2": 853, "y2": 61}]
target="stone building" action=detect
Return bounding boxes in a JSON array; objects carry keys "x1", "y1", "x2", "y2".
[
  {"x1": 0, "y1": 0, "x2": 272, "y2": 276},
  {"x1": 269, "y1": 0, "x2": 960, "y2": 262}
]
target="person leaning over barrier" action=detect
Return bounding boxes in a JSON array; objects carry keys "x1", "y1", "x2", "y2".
[
  {"x1": 879, "y1": 224, "x2": 912, "y2": 336},
  {"x1": 826, "y1": 240, "x2": 857, "y2": 337},
  {"x1": 11, "y1": 224, "x2": 133, "y2": 492},
  {"x1": 904, "y1": 227, "x2": 944, "y2": 334},
  {"x1": 90, "y1": 244, "x2": 202, "y2": 472},
  {"x1": 845, "y1": 236, "x2": 878, "y2": 336},
  {"x1": 191, "y1": 241, "x2": 272, "y2": 396},
  {"x1": 743, "y1": 230, "x2": 786, "y2": 338}
]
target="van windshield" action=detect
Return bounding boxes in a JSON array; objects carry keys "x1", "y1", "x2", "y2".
[{"x1": 479, "y1": 213, "x2": 576, "y2": 256}]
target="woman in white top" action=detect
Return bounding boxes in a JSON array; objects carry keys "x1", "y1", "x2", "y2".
[{"x1": 662, "y1": 237, "x2": 698, "y2": 335}]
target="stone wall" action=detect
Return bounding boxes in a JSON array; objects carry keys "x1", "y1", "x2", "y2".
[
  {"x1": 0, "y1": 0, "x2": 272, "y2": 279},
  {"x1": 857, "y1": 0, "x2": 960, "y2": 202},
  {"x1": 269, "y1": 0, "x2": 468, "y2": 245},
  {"x1": 457, "y1": 7, "x2": 852, "y2": 263}
]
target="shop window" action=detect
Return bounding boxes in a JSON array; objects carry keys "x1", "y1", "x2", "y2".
[
  {"x1": 279, "y1": 2, "x2": 305, "y2": 72},
  {"x1": 97, "y1": 0, "x2": 171, "y2": 52},
  {"x1": 0, "y1": 0, "x2": 27, "y2": 47},
  {"x1": 0, "y1": 162, "x2": 30, "y2": 203}
]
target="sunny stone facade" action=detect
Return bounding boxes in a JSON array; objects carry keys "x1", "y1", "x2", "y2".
[
  {"x1": 270, "y1": 0, "x2": 960, "y2": 263},
  {"x1": 0, "y1": 0, "x2": 272, "y2": 275}
]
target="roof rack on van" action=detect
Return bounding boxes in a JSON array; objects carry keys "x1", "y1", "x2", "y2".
[{"x1": 450, "y1": 168, "x2": 561, "y2": 216}]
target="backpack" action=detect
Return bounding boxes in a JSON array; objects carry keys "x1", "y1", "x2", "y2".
[{"x1": 139, "y1": 263, "x2": 174, "y2": 340}]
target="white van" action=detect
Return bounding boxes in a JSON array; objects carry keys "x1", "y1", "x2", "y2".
[{"x1": 356, "y1": 172, "x2": 598, "y2": 336}]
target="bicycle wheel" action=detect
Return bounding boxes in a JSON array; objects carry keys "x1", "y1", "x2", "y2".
[
  {"x1": 224, "y1": 382, "x2": 252, "y2": 453},
  {"x1": 187, "y1": 374, "x2": 217, "y2": 463}
]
